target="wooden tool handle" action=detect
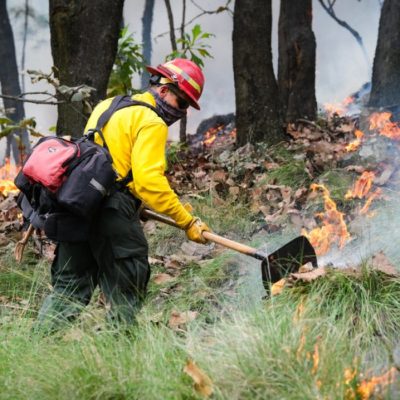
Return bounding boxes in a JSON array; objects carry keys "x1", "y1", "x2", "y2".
[
  {"x1": 21, "y1": 224, "x2": 34, "y2": 244},
  {"x1": 141, "y1": 209, "x2": 260, "y2": 258}
]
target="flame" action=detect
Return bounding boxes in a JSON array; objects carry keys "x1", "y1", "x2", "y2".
[
  {"x1": 369, "y1": 112, "x2": 400, "y2": 140},
  {"x1": 0, "y1": 158, "x2": 19, "y2": 197},
  {"x1": 345, "y1": 171, "x2": 375, "y2": 200},
  {"x1": 345, "y1": 129, "x2": 364, "y2": 152},
  {"x1": 202, "y1": 125, "x2": 236, "y2": 147},
  {"x1": 357, "y1": 367, "x2": 397, "y2": 400},
  {"x1": 360, "y1": 189, "x2": 382, "y2": 215},
  {"x1": 324, "y1": 96, "x2": 354, "y2": 117},
  {"x1": 302, "y1": 184, "x2": 350, "y2": 255}
]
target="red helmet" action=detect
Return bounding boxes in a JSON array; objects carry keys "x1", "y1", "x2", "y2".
[{"x1": 146, "y1": 58, "x2": 204, "y2": 110}]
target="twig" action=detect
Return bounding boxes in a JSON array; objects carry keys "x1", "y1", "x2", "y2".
[
  {"x1": 296, "y1": 118, "x2": 323, "y2": 130},
  {"x1": 0, "y1": 93, "x2": 63, "y2": 105},
  {"x1": 154, "y1": 1, "x2": 233, "y2": 41},
  {"x1": 317, "y1": 0, "x2": 370, "y2": 67}
]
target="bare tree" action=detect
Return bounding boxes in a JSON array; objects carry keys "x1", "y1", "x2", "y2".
[
  {"x1": 164, "y1": 0, "x2": 188, "y2": 143},
  {"x1": 0, "y1": 0, "x2": 31, "y2": 164},
  {"x1": 233, "y1": 0, "x2": 282, "y2": 146},
  {"x1": 49, "y1": 0, "x2": 124, "y2": 137},
  {"x1": 369, "y1": 0, "x2": 400, "y2": 110},
  {"x1": 140, "y1": 0, "x2": 155, "y2": 90},
  {"x1": 278, "y1": 0, "x2": 316, "y2": 122}
]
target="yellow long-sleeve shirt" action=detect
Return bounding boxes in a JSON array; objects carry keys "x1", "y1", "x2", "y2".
[{"x1": 84, "y1": 92, "x2": 193, "y2": 228}]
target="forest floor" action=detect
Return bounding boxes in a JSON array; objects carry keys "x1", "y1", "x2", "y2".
[{"x1": 0, "y1": 113, "x2": 400, "y2": 399}]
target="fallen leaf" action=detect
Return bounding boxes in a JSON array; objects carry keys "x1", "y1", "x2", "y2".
[
  {"x1": 289, "y1": 266, "x2": 327, "y2": 282},
  {"x1": 168, "y1": 310, "x2": 198, "y2": 330},
  {"x1": 271, "y1": 278, "x2": 286, "y2": 296},
  {"x1": 371, "y1": 252, "x2": 399, "y2": 277},
  {"x1": 374, "y1": 164, "x2": 395, "y2": 186},
  {"x1": 153, "y1": 273, "x2": 175, "y2": 285},
  {"x1": 148, "y1": 256, "x2": 163, "y2": 266},
  {"x1": 298, "y1": 262, "x2": 314, "y2": 273},
  {"x1": 212, "y1": 170, "x2": 227, "y2": 182},
  {"x1": 183, "y1": 359, "x2": 214, "y2": 398}
]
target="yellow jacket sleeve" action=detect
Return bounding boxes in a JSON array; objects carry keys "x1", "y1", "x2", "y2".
[{"x1": 132, "y1": 122, "x2": 193, "y2": 228}]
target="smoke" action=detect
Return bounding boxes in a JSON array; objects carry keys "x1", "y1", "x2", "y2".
[{"x1": 1, "y1": 0, "x2": 382, "y2": 149}]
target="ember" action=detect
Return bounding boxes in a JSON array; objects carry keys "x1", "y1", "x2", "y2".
[
  {"x1": 302, "y1": 184, "x2": 350, "y2": 255},
  {"x1": 0, "y1": 158, "x2": 19, "y2": 197},
  {"x1": 369, "y1": 111, "x2": 400, "y2": 140}
]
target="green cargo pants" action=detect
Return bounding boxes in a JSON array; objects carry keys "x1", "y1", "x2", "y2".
[{"x1": 35, "y1": 191, "x2": 150, "y2": 332}]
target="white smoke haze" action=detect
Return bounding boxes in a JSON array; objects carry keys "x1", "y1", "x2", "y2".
[
  {"x1": 2, "y1": 0, "x2": 398, "y2": 272},
  {"x1": 2, "y1": 0, "x2": 381, "y2": 143}
]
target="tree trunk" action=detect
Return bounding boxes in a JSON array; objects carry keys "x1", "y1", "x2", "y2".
[
  {"x1": 233, "y1": 0, "x2": 283, "y2": 147},
  {"x1": 369, "y1": 0, "x2": 400, "y2": 110},
  {"x1": 0, "y1": 0, "x2": 31, "y2": 163},
  {"x1": 49, "y1": 0, "x2": 124, "y2": 137},
  {"x1": 140, "y1": 0, "x2": 155, "y2": 90},
  {"x1": 278, "y1": 0, "x2": 317, "y2": 122}
]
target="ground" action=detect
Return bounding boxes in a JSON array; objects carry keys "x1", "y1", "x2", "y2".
[{"x1": 0, "y1": 114, "x2": 399, "y2": 399}]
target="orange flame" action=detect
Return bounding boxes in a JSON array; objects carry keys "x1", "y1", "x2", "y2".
[
  {"x1": 360, "y1": 189, "x2": 382, "y2": 215},
  {"x1": 0, "y1": 158, "x2": 19, "y2": 197},
  {"x1": 202, "y1": 126, "x2": 237, "y2": 147},
  {"x1": 345, "y1": 171, "x2": 375, "y2": 200},
  {"x1": 369, "y1": 112, "x2": 400, "y2": 140},
  {"x1": 357, "y1": 367, "x2": 397, "y2": 400},
  {"x1": 324, "y1": 96, "x2": 354, "y2": 117},
  {"x1": 345, "y1": 129, "x2": 364, "y2": 152},
  {"x1": 302, "y1": 184, "x2": 350, "y2": 255}
]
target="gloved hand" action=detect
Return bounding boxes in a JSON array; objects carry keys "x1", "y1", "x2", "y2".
[{"x1": 185, "y1": 217, "x2": 211, "y2": 244}]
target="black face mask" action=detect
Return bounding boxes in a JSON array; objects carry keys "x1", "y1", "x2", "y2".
[{"x1": 150, "y1": 89, "x2": 187, "y2": 126}]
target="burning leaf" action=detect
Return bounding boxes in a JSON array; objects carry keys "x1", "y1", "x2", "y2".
[
  {"x1": 168, "y1": 310, "x2": 198, "y2": 330},
  {"x1": 183, "y1": 359, "x2": 214, "y2": 398},
  {"x1": 345, "y1": 171, "x2": 375, "y2": 200},
  {"x1": 153, "y1": 273, "x2": 175, "y2": 285}
]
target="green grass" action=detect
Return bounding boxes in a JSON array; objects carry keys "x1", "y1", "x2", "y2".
[{"x1": 0, "y1": 241, "x2": 399, "y2": 399}]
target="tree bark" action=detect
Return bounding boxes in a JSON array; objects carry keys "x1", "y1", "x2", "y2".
[
  {"x1": 140, "y1": 0, "x2": 155, "y2": 90},
  {"x1": 233, "y1": 0, "x2": 282, "y2": 146},
  {"x1": 0, "y1": 0, "x2": 31, "y2": 163},
  {"x1": 49, "y1": 0, "x2": 124, "y2": 137},
  {"x1": 369, "y1": 0, "x2": 400, "y2": 110},
  {"x1": 278, "y1": 0, "x2": 317, "y2": 122}
]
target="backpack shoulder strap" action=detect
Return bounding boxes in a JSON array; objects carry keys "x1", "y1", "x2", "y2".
[
  {"x1": 96, "y1": 95, "x2": 162, "y2": 130},
  {"x1": 86, "y1": 95, "x2": 163, "y2": 149}
]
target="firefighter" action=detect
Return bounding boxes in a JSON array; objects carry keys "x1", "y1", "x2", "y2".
[{"x1": 35, "y1": 59, "x2": 211, "y2": 331}]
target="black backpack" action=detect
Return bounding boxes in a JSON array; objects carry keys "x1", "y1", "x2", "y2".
[{"x1": 15, "y1": 95, "x2": 161, "y2": 242}]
